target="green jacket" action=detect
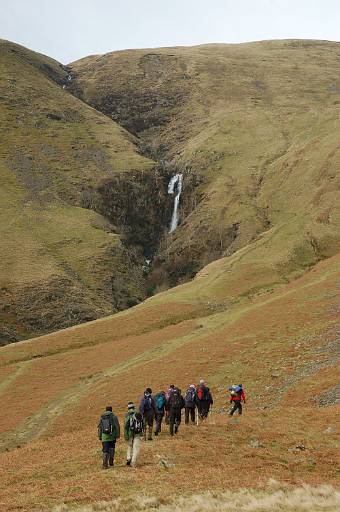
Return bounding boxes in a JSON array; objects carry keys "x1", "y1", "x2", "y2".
[
  {"x1": 98, "y1": 411, "x2": 120, "y2": 442},
  {"x1": 124, "y1": 409, "x2": 136, "y2": 441}
]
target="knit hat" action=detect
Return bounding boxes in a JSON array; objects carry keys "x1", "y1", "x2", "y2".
[
  {"x1": 127, "y1": 402, "x2": 135, "y2": 410},
  {"x1": 199, "y1": 378, "x2": 205, "y2": 385},
  {"x1": 189, "y1": 384, "x2": 196, "y2": 389}
]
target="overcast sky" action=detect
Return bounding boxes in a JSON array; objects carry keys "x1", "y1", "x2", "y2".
[{"x1": 1, "y1": 0, "x2": 340, "y2": 63}]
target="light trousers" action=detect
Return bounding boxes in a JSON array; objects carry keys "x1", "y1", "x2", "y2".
[{"x1": 127, "y1": 435, "x2": 142, "y2": 466}]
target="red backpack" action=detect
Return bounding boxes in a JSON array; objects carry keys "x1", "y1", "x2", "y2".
[{"x1": 197, "y1": 385, "x2": 207, "y2": 400}]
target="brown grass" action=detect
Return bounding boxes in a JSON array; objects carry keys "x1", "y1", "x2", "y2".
[{"x1": 0, "y1": 255, "x2": 339, "y2": 510}]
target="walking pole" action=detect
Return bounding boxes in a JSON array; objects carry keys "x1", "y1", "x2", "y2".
[
  {"x1": 143, "y1": 417, "x2": 147, "y2": 442},
  {"x1": 196, "y1": 406, "x2": 199, "y2": 427}
]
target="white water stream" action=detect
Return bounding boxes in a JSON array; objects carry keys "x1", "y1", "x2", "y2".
[{"x1": 168, "y1": 173, "x2": 183, "y2": 233}]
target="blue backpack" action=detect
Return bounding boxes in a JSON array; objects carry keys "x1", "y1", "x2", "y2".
[
  {"x1": 155, "y1": 393, "x2": 166, "y2": 411},
  {"x1": 229, "y1": 385, "x2": 242, "y2": 395},
  {"x1": 143, "y1": 395, "x2": 153, "y2": 411},
  {"x1": 185, "y1": 387, "x2": 196, "y2": 404}
]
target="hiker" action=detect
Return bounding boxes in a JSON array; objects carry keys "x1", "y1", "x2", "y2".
[
  {"x1": 124, "y1": 402, "x2": 144, "y2": 467},
  {"x1": 184, "y1": 384, "x2": 197, "y2": 425},
  {"x1": 165, "y1": 384, "x2": 175, "y2": 425},
  {"x1": 197, "y1": 379, "x2": 213, "y2": 420},
  {"x1": 154, "y1": 390, "x2": 166, "y2": 436},
  {"x1": 139, "y1": 387, "x2": 157, "y2": 441},
  {"x1": 229, "y1": 384, "x2": 246, "y2": 416},
  {"x1": 168, "y1": 387, "x2": 185, "y2": 436},
  {"x1": 166, "y1": 384, "x2": 176, "y2": 399},
  {"x1": 98, "y1": 405, "x2": 120, "y2": 469}
]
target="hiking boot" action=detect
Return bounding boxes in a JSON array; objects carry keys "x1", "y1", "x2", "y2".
[
  {"x1": 102, "y1": 453, "x2": 109, "y2": 469},
  {"x1": 154, "y1": 430, "x2": 159, "y2": 436},
  {"x1": 148, "y1": 435, "x2": 153, "y2": 441},
  {"x1": 109, "y1": 449, "x2": 114, "y2": 466},
  {"x1": 174, "y1": 426, "x2": 178, "y2": 434},
  {"x1": 126, "y1": 460, "x2": 131, "y2": 466}
]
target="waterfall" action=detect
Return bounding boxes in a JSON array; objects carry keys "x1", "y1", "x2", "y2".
[{"x1": 168, "y1": 173, "x2": 183, "y2": 233}]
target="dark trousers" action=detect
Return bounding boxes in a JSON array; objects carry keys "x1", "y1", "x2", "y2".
[
  {"x1": 229, "y1": 400, "x2": 242, "y2": 416},
  {"x1": 143, "y1": 410, "x2": 155, "y2": 440},
  {"x1": 155, "y1": 412, "x2": 164, "y2": 434},
  {"x1": 102, "y1": 440, "x2": 116, "y2": 467},
  {"x1": 185, "y1": 406, "x2": 196, "y2": 424},
  {"x1": 143, "y1": 410, "x2": 155, "y2": 427},
  {"x1": 198, "y1": 400, "x2": 210, "y2": 419},
  {"x1": 169, "y1": 408, "x2": 182, "y2": 436}
]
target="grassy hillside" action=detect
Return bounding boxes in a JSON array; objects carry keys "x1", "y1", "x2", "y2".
[
  {"x1": 0, "y1": 248, "x2": 339, "y2": 510},
  {"x1": 71, "y1": 40, "x2": 340, "y2": 292},
  {"x1": 0, "y1": 40, "x2": 164, "y2": 344},
  {"x1": 3, "y1": 39, "x2": 340, "y2": 341},
  {"x1": 0, "y1": 39, "x2": 339, "y2": 510}
]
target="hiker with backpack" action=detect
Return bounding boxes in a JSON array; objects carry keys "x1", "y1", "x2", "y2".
[
  {"x1": 98, "y1": 405, "x2": 120, "y2": 469},
  {"x1": 228, "y1": 384, "x2": 246, "y2": 416},
  {"x1": 197, "y1": 379, "x2": 213, "y2": 420},
  {"x1": 184, "y1": 384, "x2": 197, "y2": 425},
  {"x1": 165, "y1": 384, "x2": 175, "y2": 425},
  {"x1": 154, "y1": 390, "x2": 166, "y2": 436},
  {"x1": 168, "y1": 387, "x2": 185, "y2": 436},
  {"x1": 139, "y1": 387, "x2": 157, "y2": 441},
  {"x1": 124, "y1": 402, "x2": 144, "y2": 467},
  {"x1": 166, "y1": 384, "x2": 175, "y2": 399}
]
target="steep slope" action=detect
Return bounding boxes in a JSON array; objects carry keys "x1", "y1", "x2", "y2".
[
  {"x1": 0, "y1": 40, "x2": 169, "y2": 344},
  {"x1": 3, "y1": 39, "x2": 340, "y2": 344},
  {"x1": 70, "y1": 40, "x2": 340, "y2": 292}
]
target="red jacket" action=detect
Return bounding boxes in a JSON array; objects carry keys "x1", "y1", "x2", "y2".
[{"x1": 230, "y1": 389, "x2": 246, "y2": 402}]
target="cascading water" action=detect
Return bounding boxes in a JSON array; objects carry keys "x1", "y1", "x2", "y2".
[{"x1": 168, "y1": 173, "x2": 183, "y2": 233}]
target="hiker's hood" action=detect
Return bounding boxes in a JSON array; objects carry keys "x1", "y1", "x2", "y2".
[{"x1": 102, "y1": 411, "x2": 113, "y2": 417}]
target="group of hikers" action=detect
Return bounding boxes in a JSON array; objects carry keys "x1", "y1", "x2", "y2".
[{"x1": 98, "y1": 380, "x2": 246, "y2": 469}]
